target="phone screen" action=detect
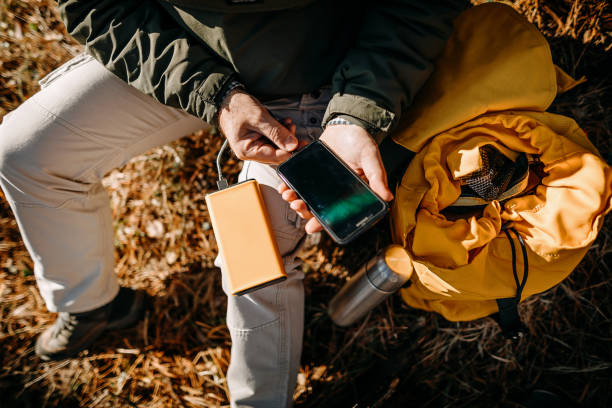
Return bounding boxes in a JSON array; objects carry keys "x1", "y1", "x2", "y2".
[{"x1": 277, "y1": 141, "x2": 387, "y2": 243}]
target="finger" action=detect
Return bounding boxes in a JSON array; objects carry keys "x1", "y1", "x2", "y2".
[
  {"x1": 356, "y1": 170, "x2": 368, "y2": 184},
  {"x1": 278, "y1": 182, "x2": 290, "y2": 194},
  {"x1": 289, "y1": 199, "x2": 313, "y2": 219},
  {"x1": 305, "y1": 218, "x2": 323, "y2": 234},
  {"x1": 361, "y1": 150, "x2": 394, "y2": 201},
  {"x1": 289, "y1": 199, "x2": 307, "y2": 214},
  {"x1": 281, "y1": 188, "x2": 298, "y2": 202},
  {"x1": 243, "y1": 145, "x2": 292, "y2": 164},
  {"x1": 257, "y1": 113, "x2": 299, "y2": 152},
  {"x1": 241, "y1": 137, "x2": 293, "y2": 164}
]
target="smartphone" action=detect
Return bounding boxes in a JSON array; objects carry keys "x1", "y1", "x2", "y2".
[{"x1": 277, "y1": 140, "x2": 389, "y2": 244}]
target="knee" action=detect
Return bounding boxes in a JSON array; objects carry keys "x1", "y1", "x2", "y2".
[
  {"x1": 0, "y1": 106, "x2": 52, "y2": 185},
  {"x1": 0, "y1": 105, "x2": 77, "y2": 204},
  {"x1": 0, "y1": 110, "x2": 26, "y2": 181}
]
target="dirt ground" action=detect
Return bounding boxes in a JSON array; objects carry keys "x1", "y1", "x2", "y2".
[{"x1": 1, "y1": 1, "x2": 610, "y2": 407}]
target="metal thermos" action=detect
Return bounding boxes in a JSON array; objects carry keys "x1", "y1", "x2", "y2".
[{"x1": 328, "y1": 245, "x2": 413, "y2": 327}]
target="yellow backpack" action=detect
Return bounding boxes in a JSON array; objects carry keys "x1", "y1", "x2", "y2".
[{"x1": 388, "y1": 3, "x2": 612, "y2": 337}]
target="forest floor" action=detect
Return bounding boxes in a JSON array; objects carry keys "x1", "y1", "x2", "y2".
[{"x1": 1, "y1": 1, "x2": 610, "y2": 407}]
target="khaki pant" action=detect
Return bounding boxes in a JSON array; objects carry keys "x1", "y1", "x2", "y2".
[{"x1": 0, "y1": 54, "x2": 328, "y2": 407}]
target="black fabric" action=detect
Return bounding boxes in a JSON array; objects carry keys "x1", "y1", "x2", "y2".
[
  {"x1": 379, "y1": 136, "x2": 415, "y2": 189},
  {"x1": 495, "y1": 297, "x2": 525, "y2": 341}
]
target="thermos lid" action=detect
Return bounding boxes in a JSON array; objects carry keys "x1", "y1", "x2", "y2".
[
  {"x1": 383, "y1": 245, "x2": 413, "y2": 279},
  {"x1": 366, "y1": 245, "x2": 413, "y2": 292}
]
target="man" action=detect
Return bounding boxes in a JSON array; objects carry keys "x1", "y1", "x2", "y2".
[{"x1": 0, "y1": 1, "x2": 466, "y2": 406}]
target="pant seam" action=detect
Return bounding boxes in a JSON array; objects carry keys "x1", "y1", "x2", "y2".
[
  {"x1": 13, "y1": 193, "x2": 94, "y2": 210},
  {"x1": 99, "y1": 188, "x2": 119, "y2": 309},
  {"x1": 273, "y1": 228, "x2": 302, "y2": 242},
  {"x1": 276, "y1": 282, "x2": 289, "y2": 406},
  {"x1": 118, "y1": 113, "x2": 204, "y2": 169},
  {"x1": 29, "y1": 98, "x2": 118, "y2": 149},
  {"x1": 228, "y1": 317, "x2": 281, "y2": 333}
]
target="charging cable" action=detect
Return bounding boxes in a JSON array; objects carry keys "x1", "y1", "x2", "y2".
[{"x1": 216, "y1": 139, "x2": 230, "y2": 190}]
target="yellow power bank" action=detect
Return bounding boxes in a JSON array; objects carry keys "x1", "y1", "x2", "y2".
[{"x1": 205, "y1": 180, "x2": 286, "y2": 295}]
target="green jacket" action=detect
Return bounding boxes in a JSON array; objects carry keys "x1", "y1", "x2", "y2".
[{"x1": 58, "y1": 0, "x2": 466, "y2": 140}]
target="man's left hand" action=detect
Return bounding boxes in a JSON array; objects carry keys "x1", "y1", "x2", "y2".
[{"x1": 278, "y1": 124, "x2": 393, "y2": 234}]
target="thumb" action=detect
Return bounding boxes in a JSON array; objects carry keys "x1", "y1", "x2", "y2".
[
  {"x1": 256, "y1": 112, "x2": 299, "y2": 152},
  {"x1": 362, "y1": 151, "x2": 394, "y2": 202}
]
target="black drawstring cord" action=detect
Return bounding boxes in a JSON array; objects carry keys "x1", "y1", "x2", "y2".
[
  {"x1": 503, "y1": 227, "x2": 529, "y2": 302},
  {"x1": 513, "y1": 228, "x2": 529, "y2": 300},
  {"x1": 496, "y1": 226, "x2": 529, "y2": 341}
]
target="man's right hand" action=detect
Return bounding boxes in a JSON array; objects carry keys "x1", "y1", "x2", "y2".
[{"x1": 217, "y1": 89, "x2": 298, "y2": 164}]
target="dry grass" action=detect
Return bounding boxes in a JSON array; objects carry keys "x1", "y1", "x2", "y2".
[{"x1": 1, "y1": 1, "x2": 611, "y2": 407}]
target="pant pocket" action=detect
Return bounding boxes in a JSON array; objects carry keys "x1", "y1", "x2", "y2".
[
  {"x1": 226, "y1": 318, "x2": 286, "y2": 406},
  {"x1": 226, "y1": 283, "x2": 280, "y2": 331},
  {"x1": 38, "y1": 53, "x2": 93, "y2": 89}
]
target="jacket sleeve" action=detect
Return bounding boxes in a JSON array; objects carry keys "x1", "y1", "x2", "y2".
[
  {"x1": 323, "y1": 0, "x2": 468, "y2": 142},
  {"x1": 57, "y1": 0, "x2": 237, "y2": 124}
]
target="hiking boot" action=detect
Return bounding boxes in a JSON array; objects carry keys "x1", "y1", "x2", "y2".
[{"x1": 35, "y1": 287, "x2": 144, "y2": 361}]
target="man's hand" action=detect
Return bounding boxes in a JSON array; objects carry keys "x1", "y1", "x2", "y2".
[
  {"x1": 278, "y1": 124, "x2": 394, "y2": 234},
  {"x1": 218, "y1": 89, "x2": 298, "y2": 164}
]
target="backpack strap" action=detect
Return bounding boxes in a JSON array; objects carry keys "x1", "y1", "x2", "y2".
[{"x1": 495, "y1": 227, "x2": 529, "y2": 341}]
